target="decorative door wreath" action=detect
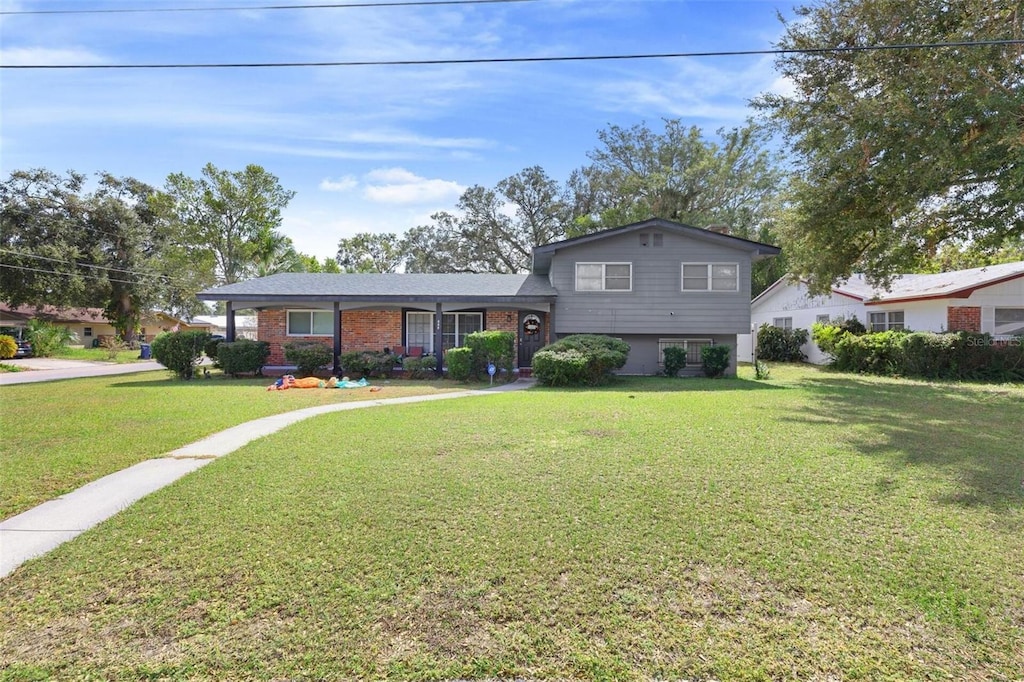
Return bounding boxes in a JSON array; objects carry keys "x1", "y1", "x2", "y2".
[{"x1": 522, "y1": 314, "x2": 541, "y2": 336}]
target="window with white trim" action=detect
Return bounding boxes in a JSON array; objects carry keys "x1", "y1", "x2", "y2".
[
  {"x1": 575, "y1": 262, "x2": 632, "y2": 291},
  {"x1": 773, "y1": 317, "x2": 793, "y2": 330},
  {"x1": 287, "y1": 310, "x2": 334, "y2": 336},
  {"x1": 816, "y1": 314, "x2": 831, "y2": 325},
  {"x1": 681, "y1": 263, "x2": 739, "y2": 291},
  {"x1": 83, "y1": 327, "x2": 93, "y2": 337},
  {"x1": 406, "y1": 312, "x2": 483, "y2": 353},
  {"x1": 869, "y1": 311, "x2": 904, "y2": 332},
  {"x1": 658, "y1": 338, "x2": 713, "y2": 366},
  {"x1": 994, "y1": 308, "x2": 1024, "y2": 336}
]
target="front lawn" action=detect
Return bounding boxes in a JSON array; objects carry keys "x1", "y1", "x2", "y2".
[
  {"x1": 1, "y1": 366, "x2": 1022, "y2": 679},
  {"x1": 0, "y1": 374, "x2": 468, "y2": 519}
]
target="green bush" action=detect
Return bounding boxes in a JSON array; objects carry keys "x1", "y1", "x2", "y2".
[
  {"x1": 829, "y1": 330, "x2": 1024, "y2": 381},
  {"x1": 754, "y1": 359, "x2": 771, "y2": 380},
  {"x1": 151, "y1": 330, "x2": 211, "y2": 379},
  {"x1": 465, "y1": 330, "x2": 515, "y2": 380},
  {"x1": 662, "y1": 345, "x2": 687, "y2": 377},
  {"x1": 402, "y1": 354, "x2": 437, "y2": 379},
  {"x1": 701, "y1": 345, "x2": 731, "y2": 378},
  {"x1": 532, "y1": 348, "x2": 591, "y2": 386},
  {"x1": 756, "y1": 324, "x2": 808, "y2": 362},
  {"x1": 0, "y1": 334, "x2": 16, "y2": 359},
  {"x1": 812, "y1": 317, "x2": 867, "y2": 360},
  {"x1": 445, "y1": 347, "x2": 474, "y2": 382},
  {"x1": 339, "y1": 350, "x2": 397, "y2": 378},
  {"x1": 25, "y1": 319, "x2": 77, "y2": 357},
  {"x1": 216, "y1": 339, "x2": 271, "y2": 377},
  {"x1": 204, "y1": 337, "x2": 224, "y2": 368},
  {"x1": 533, "y1": 334, "x2": 630, "y2": 386},
  {"x1": 285, "y1": 341, "x2": 334, "y2": 377}
]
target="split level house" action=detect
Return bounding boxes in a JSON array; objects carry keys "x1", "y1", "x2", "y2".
[
  {"x1": 197, "y1": 219, "x2": 782, "y2": 376},
  {"x1": 736, "y1": 260, "x2": 1024, "y2": 364}
]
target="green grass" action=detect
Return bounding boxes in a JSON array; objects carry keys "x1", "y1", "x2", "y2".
[
  {"x1": 0, "y1": 362, "x2": 24, "y2": 373},
  {"x1": 2, "y1": 365, "x2": 1022, "y2": 679},
  {"x1": 0, "y1": 373, "x2": 469, "y2": 519},
  {"x1": 54, "y1": 346, "x2": 146, "y2": 363}
]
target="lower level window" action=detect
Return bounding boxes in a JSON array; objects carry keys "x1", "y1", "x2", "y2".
[
  {"x1": 287, "y1": 310, "x2": 334, "y2": 336},
  {"x1": 994, "y1": 308, "x2": 1024, "y2": 336},
  {"x1": 406, "y1": 312, "x2": 483, "y2": 353},
  {"x1": 869, "y1": 311, "x2": 904, "y2": 332},
  {"x1": 658, "y1": 338, "x2": 712, "y2": 366}
]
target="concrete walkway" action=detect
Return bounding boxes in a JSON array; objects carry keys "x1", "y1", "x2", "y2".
[
  {"x1": 0, "y1": 358, "x2": 166, "y2": 385},
  {"x1": 0, "y1": 379, "x2": 534, "y2": 578}
]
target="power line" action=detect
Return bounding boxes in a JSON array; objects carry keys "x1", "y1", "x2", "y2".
[
  {"x1": 0, "y1": 261, "x2": 164, "y2": 287},
  {"x1": 3, "y1": 39, "x2": 1022, "y2": 70},
  {"x1": 0, "y1": 0, "x2": 531, "y2": 15},
  {"x1": 0, "y1": 249, "x2": 179, "y2": 284}
]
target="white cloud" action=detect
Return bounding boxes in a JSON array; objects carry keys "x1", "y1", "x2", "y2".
[
  {"x1": 0, "y1": 46, "x2": 106, "y2": 66},
  {"x1": 362, "y1": 167, "x2": 465, "y2": 205},
  {"x1": 318, "y1": 176, "x2": 358, "y2": 192}
]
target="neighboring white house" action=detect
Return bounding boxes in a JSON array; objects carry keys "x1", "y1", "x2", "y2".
[
  {"x1": 193, "y1": 315, "x2": 258, "y2": 340},
  {"x1": 737, "y1": 261, "x2": 1024, "y2": 364}
]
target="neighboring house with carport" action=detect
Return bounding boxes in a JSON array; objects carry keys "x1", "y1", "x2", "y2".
[
  {"x1": 0, "y1": 304, "x2": 210, "y2": 346},
  {"x1": 736, "y1": 260, "x2": 1024, "y2": 364},
  {"x1": 197, "y1": 219, "x2": 781, "y2": 376}
]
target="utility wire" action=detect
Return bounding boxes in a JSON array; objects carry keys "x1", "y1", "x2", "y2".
[
  {"x1": 4, "y1": 39, "x2": 1022, "y2": 69},
  {"x1": 0, "y1": 261, "x2": 167, "y2": 286},
  {"x1": 0, "y1": 0, "x2": 532, "y2": 15},
  {"x1": 0, "y1": 249, "x2": 179, "y2": 284}
]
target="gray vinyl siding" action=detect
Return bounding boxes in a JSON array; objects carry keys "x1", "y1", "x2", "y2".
[
  {"x1": 549, "y1": 230, "x2": 754, "y2": 335},
  {"x1": 596, "y1": 333, "x2": 737, "y2": 376}
]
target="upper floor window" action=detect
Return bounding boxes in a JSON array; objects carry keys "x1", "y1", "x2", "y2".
[
  {"x1": 869, "y1": 311, "x2": 904, "y2": 332},
  {"x1": 575, "y1": 263, "x2": 632, "y2": 292},
  {"x1": 287, "y1": 310, "x2": 334, "y2": 336},
  {"x1": 681, "y1": 263, "x2": 739, "y2": 292}
]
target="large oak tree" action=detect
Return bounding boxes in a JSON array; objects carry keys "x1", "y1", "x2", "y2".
[{"x1": 756, "y1": 0, "x2": 1024, "y2": 291}]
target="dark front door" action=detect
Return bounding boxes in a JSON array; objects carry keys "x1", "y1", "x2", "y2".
[{"x1": 518, "y1": 312, "x2": 545, "y2": 367}]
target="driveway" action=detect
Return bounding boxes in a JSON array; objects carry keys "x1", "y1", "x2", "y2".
[{"x1": 0, "y1": 357, "x2": 166, "y2": 385}]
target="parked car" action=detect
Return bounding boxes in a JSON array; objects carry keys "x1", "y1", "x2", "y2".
[
  {"x1": 1, "y1": 326, "x2": 32, "y2": 359},
  {"x1": 14, "y1": 339, "x2": 32, "y2": 358}
]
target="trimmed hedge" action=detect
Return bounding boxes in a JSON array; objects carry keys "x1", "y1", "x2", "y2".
[
  {"x1": 204, "y1": 337, "x2": 224, "y2": 368},
  {"x1": 216, "y1": 339, "x2": 271, "y2": 377},
  {"x1": 822, "y1": 328, "x2": 1024, "y2": 381},
  {"x1": 701, "y1": 345, "x2": 731, "y2": 378},
  {"x1": 465, "y1": 330, "x2": 515, "y2": 380},
  {"x1": 663, "y1": 345, "x2": 687, "y2": 377},
  {"x1": 402, "y1": 354, "x2": 437, "y2": 379},
  {"x1": 532, "y1": 334, "x2": 630, "y2": 387},
  {"x1": 340, "y1": 350, "x2": 398, "y2": 379},
  {"x1": 151, "y1": 330, "x2": 211, "y2": 379},
  {"x1": 445, "y1": 347, "x2": 473, "y2": 382},
  {"x1": 285, "y1": 341, "x2": 333, "y2": 377},
  {"x1": 756, "y1": 324, "x2": 808, "y2": 362}
]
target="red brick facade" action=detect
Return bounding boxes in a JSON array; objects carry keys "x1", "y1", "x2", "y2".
[
  {"x1": 947, "y1": 306, "x2": 981, "y2": 332},
  {"x1": 257, "y1": 308, "x2": 547, "y2": 366}
]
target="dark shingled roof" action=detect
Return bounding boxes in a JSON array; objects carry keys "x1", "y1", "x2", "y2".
[{"x1": 197, "y1": 273, "x2": 557, "y2": 302}]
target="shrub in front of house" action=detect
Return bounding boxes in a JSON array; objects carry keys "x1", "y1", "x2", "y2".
[
  {"x1": 812, "y1": 317, "x2": 868, "y2": 361},
  {"x1": 204, "y1": 337, "x2": 224, "y2": 368},
  {"x1": 151, "y1": 330, "x2": 211, "y2": 379},
  {"x1": 465, "y1": 330, "x2": 515, "y2": 380},
  {"x1": 445, "y1": 347, "x2": 474, "y2": 382},
  {"x1": 402, "y1": 354, "x2": 437, "y2": 379},
  {"x1": 216, "y1": 339, "x2": 271, "y2": 377},
  {"x1": 662, "y1": 345, "x2": 687, "y2": 377},
  {"x1": 286, "y1": 341, "x2": 334, "y2": 377},
  {"x1": 532, "y1": 334, "x2": 630, "y2": 387},
  {"x1": 830, "y1": 330, "x2": 1024, "y2": 381},
  {"x1": 25, "y1": 319, "x2": 77, "y2": 358},
  {"x1": 701, "y1": 345, "x2": 732, "y2": 378},
  {"x1": 0, "y1": 335, "x2": 17, "y2": 359},
  {"x1": 339, "y1": 350, "x2": 397, "y2": 379},
  {"x1": 756, "y1": 323, "x2": 808, "y2": 362}
]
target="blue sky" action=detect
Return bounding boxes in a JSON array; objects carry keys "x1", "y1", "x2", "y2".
[{"x1": 0, "y1": 0, "x2": 796, "y2": 262}]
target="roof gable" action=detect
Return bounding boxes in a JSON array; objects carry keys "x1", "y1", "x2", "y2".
[{"x1": 531, "y1": 218, "x2": 781, "y2": 274}]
